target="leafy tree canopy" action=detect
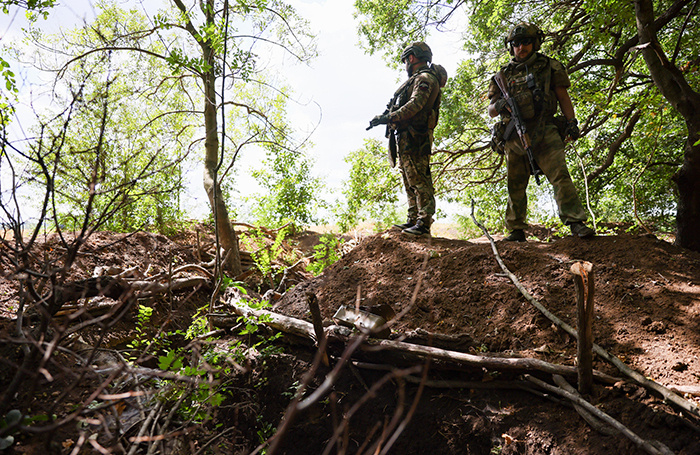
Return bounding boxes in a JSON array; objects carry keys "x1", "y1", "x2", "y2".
[{"x1": 353, "y1": 0, "x2": 697, "y2": 234}]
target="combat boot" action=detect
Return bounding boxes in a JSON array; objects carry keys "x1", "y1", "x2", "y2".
[
  {"x1": 504, "y1": 229, "x2": 526, "y2": 242},
  {"x1": 570, "y1": 221, "x2": 595, "y2": 238},
  {"x1": 402, "y1": 220, "x2": 430, "y2": 236},
  {"x1": 393, "y1": 218, "x2": 416, "y2": 230}
]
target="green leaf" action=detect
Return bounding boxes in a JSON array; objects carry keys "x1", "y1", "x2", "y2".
[
  {"x1": 158, "y1": 350, "x2": 183, "y2": 371},
  {"x1": 4, "y1": 410, "x2": 22, "y2": 426}
]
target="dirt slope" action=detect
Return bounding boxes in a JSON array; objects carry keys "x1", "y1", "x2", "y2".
[
  {"x1": 2, "y1": 227, "x2": 700, "y2": 454},
  {"x1": 278, "y1": 230, "x2": 700, "y2": 385},
  {"x1": 272, "y1": 228, "x2": 700, "y2": 454}
]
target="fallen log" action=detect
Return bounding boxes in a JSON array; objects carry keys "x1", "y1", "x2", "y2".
[
  {"x1": 51, "y1": 276, "x2": 211, "y2": 319},
  {"x1": 129, "y1": 276, "x2": 210, "y2": 297},
  {"x1": 362, "y1": 334, "x2": 618, "y2": 383},
  {"x1": 54, "y1": 276, "x2": 128, "y2": 303},
  {"x1": 49, "y1": 276, "x2": 130, "y2": 315},
  {"x1": 221, "y1": 298, "x2": 619, "y2": 384}
]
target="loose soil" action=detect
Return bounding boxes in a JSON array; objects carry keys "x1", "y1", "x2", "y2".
[{"x1": 1, "y1": 225, "x2": 700, "y2": 454}]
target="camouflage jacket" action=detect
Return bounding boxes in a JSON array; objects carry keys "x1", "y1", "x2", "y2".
[{"x1": 388, "y1": 65, "x2": 441, "y2": 134}]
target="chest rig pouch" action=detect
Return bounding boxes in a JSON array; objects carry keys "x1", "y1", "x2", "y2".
[{"x1": 505, "y1": 55, "x2": 552, "y2": 121}]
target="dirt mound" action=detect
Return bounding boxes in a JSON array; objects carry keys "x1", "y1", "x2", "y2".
[
  {"x1": 271, "y1": 229, "x2": 700, "y2": 454},
  {"x1": 277, "y1": 230, "x2": 700, "y2": 384},
  {"x1": 2, "y1": 227, "x2": 700, "y2": 454}
]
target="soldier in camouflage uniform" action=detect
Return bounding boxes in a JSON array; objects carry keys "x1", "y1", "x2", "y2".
[
  {"x1": 488, "y1": 23, "x2": 595, "y2": 241},
  {"x1": 369, "y1": 42, "x2": 442, "y2": 236}
]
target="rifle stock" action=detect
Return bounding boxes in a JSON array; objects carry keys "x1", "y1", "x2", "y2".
[{"x1": 493, "y1": 72, "x2": 543, "y2": 185}]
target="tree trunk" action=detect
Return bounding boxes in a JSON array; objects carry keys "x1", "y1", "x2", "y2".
[
  {"x1": 673, "y1": 135, "x2": 700, "y2": 252},
  {"x1": 202, "y1": 80, "x2": 243, "y2": 276},
  {"x1": 634, "y1": 0, "x2": 700, "y2": 252},
  {"x1": 200, "y1": 4, "x2": 242, "y2": 276}
]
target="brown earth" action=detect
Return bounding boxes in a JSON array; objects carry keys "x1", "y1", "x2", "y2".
[{"x1": 1, "y1": 225, "x2": 700, "y2": 454}]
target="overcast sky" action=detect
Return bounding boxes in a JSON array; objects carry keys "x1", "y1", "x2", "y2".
[
  {"x1": 1, "y1": 0, "x2": 468, "y2": 222},
  {"x1": 285, "y1": 0, "x2": 465, "y2": 199}
]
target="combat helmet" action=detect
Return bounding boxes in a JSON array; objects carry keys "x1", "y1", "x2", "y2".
[
  {"x1": 504, "y1": 23, "x2": 544, "y2": 54},
  {"x1": 401, "y1": 42, "x2": 432, "y2": 63}
]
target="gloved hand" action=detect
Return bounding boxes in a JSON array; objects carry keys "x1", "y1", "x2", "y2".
[
  {"x1": 493, "y1": 98, "x2": 508, "y2": 115},
  {"x1": 369, "y1": 114, "x2": 390, "y2": 128},
  {"x1": 566, "y1": 118, "x2": 580, "y2": 140}
]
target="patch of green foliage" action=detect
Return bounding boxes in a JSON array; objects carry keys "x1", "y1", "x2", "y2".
[
  {"x1": 336, "y1": 139, "x2": 402, "y2": 232},
  {"x1": 125, "y1": 304, "x2": 162, "y2": 361},
  {"x1": 242, "y1": 226, "x2": 292, "y2": 290},
  {"x1": 131, "y1": 295, "x2": 286, "y2": 425},
  {"x1": 0, "y1": 410, "x2": 51, "y2": 451},
  {"x1": 306, "y1": 233, "x2": 344, "y2": 276}
]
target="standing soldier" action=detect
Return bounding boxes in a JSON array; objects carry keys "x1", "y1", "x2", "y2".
[
  {"x1": 368, "y1": 42, "x2": 442, "y2": 236},
  {"x1": 488, "y1": 23, "x2": 595, "y2": 241}
]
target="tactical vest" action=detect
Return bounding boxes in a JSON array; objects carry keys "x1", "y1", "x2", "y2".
[
  {"x1": 391, "y1": 66, "x2": 441, "y2": 134},
  {"x1": 501, "y1": 53, "x2": 557, "y2": 123}
]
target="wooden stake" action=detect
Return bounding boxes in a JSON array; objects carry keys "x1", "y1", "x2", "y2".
[
  {"x1": 571, "y1": 261, "x2": 594, "y2": 395},
  {"x1": 306, "y1": 291, "x2": 329, "y2": 366},
  {"x1": 470, "y1": 200, "x2": 700, "y2": 419}
]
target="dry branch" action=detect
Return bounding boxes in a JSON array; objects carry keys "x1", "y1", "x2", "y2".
[
  {"x1": 526, "y1": 375, "x2": 674, "y2": 455},
  {"x1": 306, "y1": 291, "x2": 329, "y2": 366},
  {"x1": 264, "y1": 334, "x2": 367, "y2": 455},
  {"x1": 667, "y1": 385, "x2": 700, "y2": 397},
  {"x1": 552, "y1": 374, "x2": 616, "y2": 436},
  {"x1": 469, "y1": 201, "x2": 700, "y2": 420},
  {"x1": 319, "y1": 364, "x2": 423, "y2": 455},
  {"x1": 363, "y1": 336, "x2": 617, "y2": 383},
  {"x1": 221, "y1": 298, "x2": 619, "y2": 384}
]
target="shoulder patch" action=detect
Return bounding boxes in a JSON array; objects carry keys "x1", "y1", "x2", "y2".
[
  {"x1": 417, "y1": 71, "x2": 437, "y2": 83},
  {"x1": 417, "y1": 80, "x2": 431, "y2": 91}
]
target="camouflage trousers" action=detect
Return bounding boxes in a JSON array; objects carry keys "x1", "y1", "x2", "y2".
[
  {"x1": 397, "y1": 130, "x2": 435, "y2": 226},
  {"x1": 504, "y1": 124, "x2": 587, "y2": 231}
]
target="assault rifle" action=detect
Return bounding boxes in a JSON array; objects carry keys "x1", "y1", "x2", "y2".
[
  {"x1": 366, "y1": 94, "x2": 398, "y2": 131},
  {"x1": 493, "y1": 71, "x2": 543, "y2": 185},
  {"x1": 367, "y1": 94, "x2": 401, "y2": 167}
]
